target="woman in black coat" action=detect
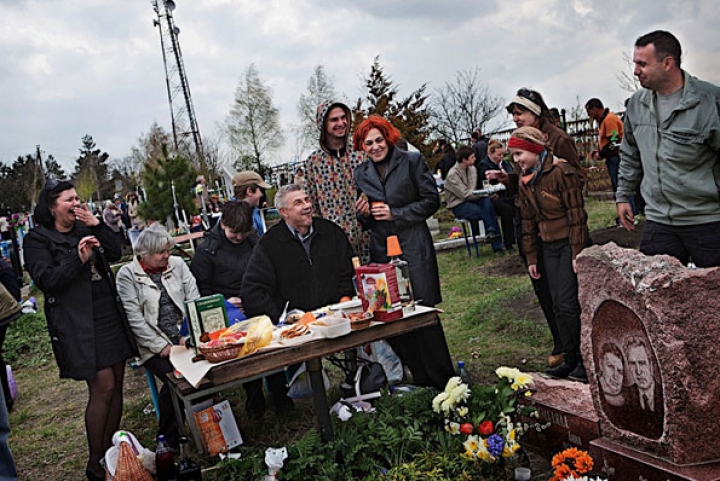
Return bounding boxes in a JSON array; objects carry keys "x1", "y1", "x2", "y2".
[
  {"x1": 24, "y1": 180, "x2": 137, "y2": 481},
  {"x1": 353, "y1": 115, "x2": 454, "y2": 390}
]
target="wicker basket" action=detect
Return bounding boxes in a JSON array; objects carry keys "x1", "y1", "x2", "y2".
[
  {"x1": 198, "y1": 342, "x2": 245, "y2": 363},
  {"x1": 114, "y1": 442, "x2": 153, "y2": 481}
]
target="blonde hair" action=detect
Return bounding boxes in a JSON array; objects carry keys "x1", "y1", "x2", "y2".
[{"x1": 510, "y1": 126, "x2": 546, "y2": 147}]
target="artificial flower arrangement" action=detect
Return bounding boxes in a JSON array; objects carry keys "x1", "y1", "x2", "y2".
[
  {"x1": 431, "y1": 366, "x2": 536, "y2": 464},
  {"x1": 447, "y1": 226, "x2": 462, "y2": 239},
  {"x1": 550, "y1": 447, "x2": 606, "y2": 481}
]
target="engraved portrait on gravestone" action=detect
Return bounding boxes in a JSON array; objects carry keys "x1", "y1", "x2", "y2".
[{"x1": 591, "y1": 300, "x2": 665, "y2": 439}]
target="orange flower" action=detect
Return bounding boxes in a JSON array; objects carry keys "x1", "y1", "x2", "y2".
[{"x1": 551, "y1": 447, "x2": 594, "y2": 480}]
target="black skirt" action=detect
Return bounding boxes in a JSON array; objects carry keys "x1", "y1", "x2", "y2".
[{"x1": 92, "y1": 275, "x2": 135, "y2": 371}]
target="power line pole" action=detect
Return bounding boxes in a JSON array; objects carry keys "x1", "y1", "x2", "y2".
[
  {"x1": 152, "y1": 0, "x2": 204, "y2": 167},
  {"x1": 31, "y1": 145, "x2": 45, "y2": 209}
]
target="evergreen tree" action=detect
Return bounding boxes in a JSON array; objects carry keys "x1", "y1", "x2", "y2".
[
  {"x1": 72, "y1": 135, "x2": 113, "y2": 201},
  {"x1": 139, "y1": 146, "x2": 198, "y2": 226},
  {"x1": 354, "y1": 56, "x2": 432, "y2": 158}
]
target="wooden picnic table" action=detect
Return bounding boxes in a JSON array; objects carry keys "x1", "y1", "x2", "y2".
[{"x1": 166, "y1": 306, "x2": 441, "y2": 452}]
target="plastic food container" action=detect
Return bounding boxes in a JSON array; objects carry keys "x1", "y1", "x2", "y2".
[{"x1": 312, "y1": 317, "x2": 351, "y2": 339}]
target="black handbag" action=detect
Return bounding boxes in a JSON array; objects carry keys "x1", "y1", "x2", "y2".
[{"x1": 346, "y1": 359, "x2": 388, "y2": 401}]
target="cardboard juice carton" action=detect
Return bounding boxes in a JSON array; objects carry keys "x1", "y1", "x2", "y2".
[{"x1": 355, "y1": 263, "x2": 403, "y2": 322}]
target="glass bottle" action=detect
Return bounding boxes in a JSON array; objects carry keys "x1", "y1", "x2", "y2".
[
  {"x1": 155, "y1": 435, "x2": 177, "y2": 481},
  {"x1": 351, "y1": 256, "x2": 361, "y2": 296},
  {"x1": 386, "y1": 235, "x2": 415, "y2": 311},
  {"x1": 177, "y1": 437, "x2": 202, "y2": 480}
]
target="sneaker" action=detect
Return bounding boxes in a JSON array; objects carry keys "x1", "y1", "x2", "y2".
[
  {"x1": 545, "y1": 361, "x2": 576, "y2": 379},
  {"x1": 568, "y1": 363, "x2": 588, "y2": 383}
]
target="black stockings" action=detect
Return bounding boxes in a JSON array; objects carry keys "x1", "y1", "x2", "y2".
[{"x1": 85, "y1": 363, "x2": 126, "y2": 477}]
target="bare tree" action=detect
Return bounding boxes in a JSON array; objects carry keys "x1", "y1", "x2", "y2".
[
  {"x1": 297, "y1": 65, "x2": 340, "y2": 151},
  {"x1": 616, "y1": 50, "x2": 640, "y2": 94},
  {"x1": 429, "y1": 67, "x2": 507, "y2": 145},
  {"x1": 225, "y1": 64, "x2": 284, "y2": 176}
]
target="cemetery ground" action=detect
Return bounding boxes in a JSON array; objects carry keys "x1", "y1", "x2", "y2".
[{"x1": 7, "y1": 198, "x2": 642, "y2": 480}]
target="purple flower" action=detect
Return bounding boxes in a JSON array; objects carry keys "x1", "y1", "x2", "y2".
[
  {"x1": 11, "y1": 214, "x2": 18, "y2": 221},
  {"x1": 487, "y1": 434, "x2": 504, "y2": 458}
]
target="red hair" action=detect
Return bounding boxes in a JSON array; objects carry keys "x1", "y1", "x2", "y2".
[{"x1": 353, "y1": 115, "x2": 401, "y2": 152}]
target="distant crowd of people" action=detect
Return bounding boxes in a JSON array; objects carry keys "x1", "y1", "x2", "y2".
[{"x1": 7, "y1": 29, "x2": 720, "y2": 480}]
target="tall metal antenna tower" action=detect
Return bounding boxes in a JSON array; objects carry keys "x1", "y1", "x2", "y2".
[{"x1": 152, "y1": 0, "x2": 204, "y2": 165}]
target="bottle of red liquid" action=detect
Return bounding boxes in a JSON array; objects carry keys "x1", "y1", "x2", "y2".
[{"x1": 155, "y1": 435, "x2": 178, "y2": 481}]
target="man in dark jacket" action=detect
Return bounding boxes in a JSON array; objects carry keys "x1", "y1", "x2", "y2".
[
  {"x1": 241, "y1": 184, "x2": 355, "y2": 412},
  {"x1": 435, "y1": 140, "x2": 456, "y2": 180}
]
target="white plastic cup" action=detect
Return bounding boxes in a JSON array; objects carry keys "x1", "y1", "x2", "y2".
[{"x1": 515, "y1": 467, "x2": 531, "y2": 481}]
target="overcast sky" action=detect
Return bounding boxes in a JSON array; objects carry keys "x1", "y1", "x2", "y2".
[{"x1": 2, "y1": 0, "x2": 719, "y2": 174}]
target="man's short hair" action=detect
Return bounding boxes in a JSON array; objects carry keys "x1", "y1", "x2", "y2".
[
  {"x1": 275, "y1": 184, "x2": 304, "y2": 210},
  {"x1": 234, "y1": 184, "x2": 257, "y2": 200},
  {"x1": 585, "y1": 98, "x2": 604, "y2": 110},
  {"x1": 624, "y1": 335, "x2": 650, "y2": 357},
  {"x1": 488, "y1": 139, "x2": 503, "y2": 154},
  {"x1": 456, "y1": 146, "x2": 474, "y2": 163},
  {"x1": 471, "y1": 131, "x2": 480, "y2": 141},
  {"x1": 220, "y1": 201, "x2": 253, "y2": 233},
  {"x1": 635, "y1": 30, "x2": 682, "y2": 68},
  {"x1": 600, "y1": 342, "x2": 624, "y2": 362}
]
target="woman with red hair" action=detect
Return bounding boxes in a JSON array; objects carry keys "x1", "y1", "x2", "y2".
[{"x1": 353, "y1": 115, "x2": 454, "y2": 391}]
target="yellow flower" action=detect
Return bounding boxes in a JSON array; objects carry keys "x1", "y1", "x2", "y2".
[
  {"x1": 446, "y1": 422, "x2": 460, "y2": 435},
  {"x1": 432, "y1": 392, "x2": 448, "y2": 413},
  {"x1": 456, "y1": 406, "x2": 469, "y2": 417},
  {"x1": 502, "y1": 429, "x2": 521, "y2": 457},
  {"x1": 476, "y1": 438, "x2": 494, "y2": 462},
  {"x1": 525, "y1": 390, "x2": 532, "y2": 397},
  {"x1": 511, "y1": 372, "x2": 534, "y2": 390},
  {"x1": 463, "y1": 435, "x2": 480, "y2": 454},
  {"x1": 495, "y1": 366, "x2": 521, "y2": 381},
  {"x1": 444, "y1": 376, "x2": 462, "y2": 392}
]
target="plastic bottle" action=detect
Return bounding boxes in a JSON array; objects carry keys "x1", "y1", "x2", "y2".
[
  {"x1": 155, "y1": 435, "x2": 177, "y2": 481},
  {"x1": 386, "y1": 236, "x2": 415, "y2": 311},
  {"x1": 457, "y1": 361, "x2": 472, "y2": 387},
  {"x1": 177, "y1": 437, "x2": 202, "y2": 480}
]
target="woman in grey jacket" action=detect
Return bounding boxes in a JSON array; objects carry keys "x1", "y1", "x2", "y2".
[
  {"x1": 116, "y1": 223, "x2": 200, "y2": 450},
  {"x1": 353, "y1": 115, "x2": 454, "y2": 391}
]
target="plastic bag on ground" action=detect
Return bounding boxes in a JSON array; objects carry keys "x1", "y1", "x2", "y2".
[{"x1": 357, "y1": 340, "x2": 403, "y2": 383}]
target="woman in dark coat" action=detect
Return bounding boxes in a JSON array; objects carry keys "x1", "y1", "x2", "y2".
[
  {"x1": 353, "y1": 115, "x2": 454, "y2": 390},
  {"x1": 24, "y1": 180, "x2": 137, "y2": 481}
]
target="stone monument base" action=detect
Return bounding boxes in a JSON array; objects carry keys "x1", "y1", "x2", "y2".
[
  {"x1": 591, "y1": 437, "x2": 720, "y2": 481},
  {"x1": 519, "y1": 374, "x2": 600, "y2": 459}
]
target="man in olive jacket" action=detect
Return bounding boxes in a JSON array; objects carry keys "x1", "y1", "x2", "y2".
[{"x1": 618, "y1": 30, "x2": 720, "y2": 267}]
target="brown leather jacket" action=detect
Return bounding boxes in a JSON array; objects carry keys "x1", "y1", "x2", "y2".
[{"x1": 518, "y1": 154, "x2": 588, "y2": 266}]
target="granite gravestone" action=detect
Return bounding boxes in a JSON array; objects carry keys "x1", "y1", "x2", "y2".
[{"x1": 578, "y1": 243, "x2": 720, "y2": 466}]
